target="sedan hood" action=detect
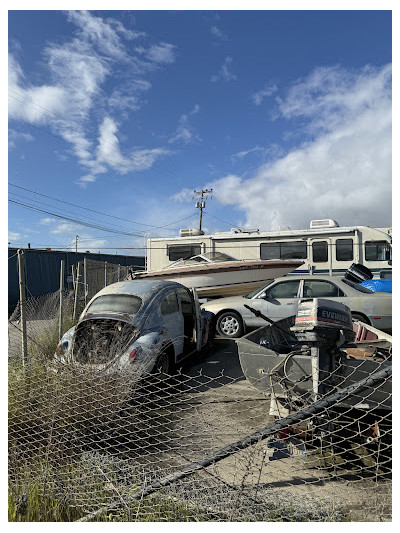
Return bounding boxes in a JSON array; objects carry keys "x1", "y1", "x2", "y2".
[{"x1": 202, "y1": 295, "x2": 246, "y2": 307}]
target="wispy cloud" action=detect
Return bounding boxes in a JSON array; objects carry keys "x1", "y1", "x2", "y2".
[
  {"x1": 8, "y1": 128, "x2": 33, "y2": 149},
  {"x1": 169, "y1": 105, "x2": 201, "y2": 144},
  {"x1": 145, "y1": 42, "x2": 176, "y2": 64},
  {"x1": 251, "y1": 83, "x2": 278, "y2": 105},
  {"x1": 8, "y1": 11, "x2": 177, "y2": 186},
  {"x1": 210, "y1": 25, "x2": 227, "y2": 40},
  {"x1": 75, "y1": 116, "x2": 171, "y2": 187},
  {"x1": 210, "y1": 56, "x2": 237, "y2": 82},
  {"x1": 8, "y1": 231, "x2": 21, "y2": 242}
]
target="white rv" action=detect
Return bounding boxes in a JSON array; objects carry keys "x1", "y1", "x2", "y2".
[{"x1": 146, "y1": 219, "x2": 392, "y2": 279}]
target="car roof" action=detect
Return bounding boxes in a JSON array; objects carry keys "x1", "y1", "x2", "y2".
[
  {"x1": 273, "y1": 275, "x2": 341, "y2": 281},
  {"x1": 87, "y1": 279, "x2": 185, "y2": 300}
]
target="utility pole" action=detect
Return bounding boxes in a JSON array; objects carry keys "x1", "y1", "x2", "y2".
[
  {"x1": 75, "y1": 235, "x2": 79, "y2": 253},
  {"x1": 193, "y1": 189, "x2": 213, "y2": 231}
]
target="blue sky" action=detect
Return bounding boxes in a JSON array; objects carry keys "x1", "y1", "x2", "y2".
[{"x1": 8, "y1": 7, "x2": 392, "y2": 255}]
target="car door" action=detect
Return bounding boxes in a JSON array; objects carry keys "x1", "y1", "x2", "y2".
[
  {"x1": 160, "y1": 290, "x2": 184, "y2": 357},
  {"x1": 251, "y1": 279, "x2": 301, "y2": 322}
]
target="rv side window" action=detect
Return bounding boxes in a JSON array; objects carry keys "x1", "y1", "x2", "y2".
[
  {"x1": 168, "y1": 244, "x2": 201, "y2": 261},
  {"x1": 260, "y1": 243, "x2": 280, "y2": 260},
  {"x1": 260, "y1": 241, "x2": 307, "y2": 260},
  {"x1": 312, "y1": 241, "x2": 328, "y2": 263},
  {"x1": 335, "y1": 239, "x2": 353, "y2": 261},
  {"x1": 365, "y1": 241, "x2": 391, "y2": 262},
  {"x1": 280, "y1": 241, "x2": 307, "y2": 259}
]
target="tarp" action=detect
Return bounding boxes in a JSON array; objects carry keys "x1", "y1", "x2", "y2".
[{"x1": 360, "y1": 279, "x2": 392, "y2": 293}]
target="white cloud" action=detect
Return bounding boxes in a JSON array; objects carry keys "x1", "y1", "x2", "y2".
[
  {"x1": 130, "y1": 148, "x2": 171, "y2": 171},
  {"x1": 210, "y1": 56, "x2": 237, "y2": 83},
  {"x1": 231, "y1": 146, "x2": 266, "y2": 161},
  {"x1": 205, "y1": 64, "x2": 392, "y2": 230},
  {"x1": 251, "y1": 83, "x2": 278, "y2": 105},
  {"x1": 145, "y1": 42, "x2": 176, "y2": 64},
  {"x1": 169, "y1": 105, "x2": 201, "y2": 144},
  {"x1": 8, "y1": 128, "x2": 33, "y2": 149},
  {"x1": 8, "y1": 231, "x2": 21, "y2": 242},
  {"x1": 76, "y1": 174, "x2": 98, "y2": 188},
  {"x1": 8, "y1": 11, "x2": 177, "y2": 184},
  {"x1": 210, "y1": 26, "x2": 227, "y2": 40}
]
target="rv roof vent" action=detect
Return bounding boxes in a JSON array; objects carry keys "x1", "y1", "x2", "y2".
[
  {"x1": 179, "y1": 228, "x2": 205, "y2": 237},
  {"x1": 310, "y1": 219, "x2": 340, "y2": 229},
  {"x1": 230, "y1": 228, "x2": 259, "y2": 234}
]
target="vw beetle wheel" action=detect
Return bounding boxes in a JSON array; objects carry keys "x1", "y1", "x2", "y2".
[{"x1": 155, "y1": 351, "x2": 171, "y2": 374}]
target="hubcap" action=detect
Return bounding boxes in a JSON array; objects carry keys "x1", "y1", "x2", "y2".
[{"x1": 220, "y1": 315, "x2": 240, "y2": 336}]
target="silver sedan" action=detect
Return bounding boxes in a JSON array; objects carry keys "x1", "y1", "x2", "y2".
[{"x1": 201, "y1": 275, "x2": 392, "y2": 337}]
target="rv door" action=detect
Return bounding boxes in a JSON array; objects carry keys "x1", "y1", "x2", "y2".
[{"x1": 310, "y1": 238, "x2": 333, "y2": 276}]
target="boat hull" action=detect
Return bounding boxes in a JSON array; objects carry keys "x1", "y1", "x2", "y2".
[{"x1": 132, "y1": 260, "x2": 302, "y2": 298}]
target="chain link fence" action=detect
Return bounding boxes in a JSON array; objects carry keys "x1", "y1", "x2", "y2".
[{"x1": 8, "y1": 257, "x2": 392, "y2": 522}]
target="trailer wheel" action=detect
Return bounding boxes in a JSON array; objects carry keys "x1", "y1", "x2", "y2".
[{"x1": 216, "y1": 311, "x2": 244, "y2": 338}]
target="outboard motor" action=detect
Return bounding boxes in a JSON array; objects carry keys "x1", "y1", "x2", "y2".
[{"x1": 290, "y1": 299, "x2": 355, "y2": 399}]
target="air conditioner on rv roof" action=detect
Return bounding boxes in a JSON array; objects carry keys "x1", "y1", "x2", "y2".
[
  {"x1": 310, "y1": 219, "x2": 340, "y2": 229},
  {"x1": 179, "y1": 228, "x2": 205, "y2": 237}
]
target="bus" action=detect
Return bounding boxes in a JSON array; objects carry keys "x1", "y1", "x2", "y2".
[{"x1": 146, "y1": 219, "x2": 392, "y2": 278}]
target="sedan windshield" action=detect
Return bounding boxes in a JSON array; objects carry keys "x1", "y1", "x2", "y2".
[
  {"x1": 341, "y1": 279, "x2": 374, "y2": 293},
  {"x1": 245, "y1": 280, "x2": 274, "y2": 299},
  {"x1": 86, "y1": 294, "x2": 142, "y2": 315}
]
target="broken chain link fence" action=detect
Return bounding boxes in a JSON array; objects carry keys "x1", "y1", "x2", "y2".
[{"x1": 8, "y1": 264, "x2": 392, "y2": 522}]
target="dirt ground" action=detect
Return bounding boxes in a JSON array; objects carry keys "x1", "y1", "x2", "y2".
[{"x1": 168, "y1": 336, "x2": 392, "y2": 521}]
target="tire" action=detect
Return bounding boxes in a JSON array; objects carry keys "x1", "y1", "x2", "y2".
[
  {"x1": 153, "y1": 349, "x2": 172, "y2": 375},
  {"x1": 351, "y1": 312, "x2": 371, "y2": 325},
  {"x1": 216, "y1": 311, "x2": 244, "y2": 338}
]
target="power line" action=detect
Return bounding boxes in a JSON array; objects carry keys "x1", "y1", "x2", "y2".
[
  {"x1": 203, "y1": 210, "x2": 236, "y2": 228},
  {"x1": 8, "y1": 199, "x2": 147, "y2": 238},
  {"x1": 9, "y1": 183, "x2": 197, "y2": 233}
]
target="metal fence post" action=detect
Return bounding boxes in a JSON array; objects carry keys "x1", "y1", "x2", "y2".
[
  {"x1": 117, "y1": 264, "x2": 120, "y2": 282},
  {"x1": 59, "y1": 260, "x2": 65, "y2": 340},
  {"x1": 17, "y1": 249, "x2": 28, "y2": 367},
  {"x1": 104, "y1": 261, "x2": 107, "y2": 287},
  {"x1": 84, "y1": 257, "x2": 87, "y2": 306},
  {"x1": 73, "y1": 261, "x2": 81, "y2": 321}
]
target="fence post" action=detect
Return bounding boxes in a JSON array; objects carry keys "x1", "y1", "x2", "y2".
[
  {"x1": 72, "y1": 264, "x2": 76, "y2": 291},
  {"x1": 104, "y1": 261, "x2": 107, "y2": 287},
  {"x1": 117, "y1": 264, "x2": 120, "y2": 282},
  {"x1": 59, "y1": 260, "x2": 65, "y2": 340},
  {"x1": 73, "y1": 261, "x2": 81, "y2": 321},
  {"x1": 84, "y1": 257, "x2": 87, "y2": 306},
  {"x1": 17, "y1": 249, "x2": 28, "y2": 367}
]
